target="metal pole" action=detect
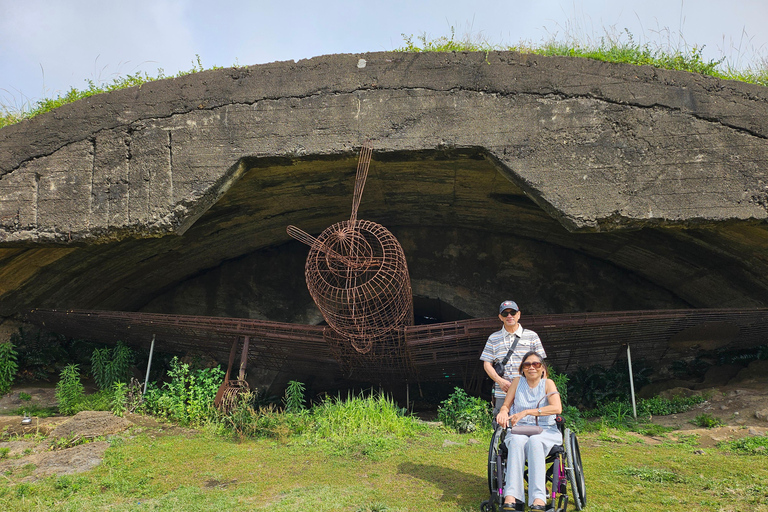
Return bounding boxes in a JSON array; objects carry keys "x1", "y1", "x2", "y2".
[
  {"x1": 143, "y1": 334, "x2": 156, "y2": 395},
  {"x1": 627, "y1": 344, "x2": 637, "y2": 420},
  {"x1": 406, "y1": 381, "x2": 410, "y2": 411}
]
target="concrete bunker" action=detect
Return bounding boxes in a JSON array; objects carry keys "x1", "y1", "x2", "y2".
[{"x1": 1, "y1": 51, "x2": 767, "y2": 389}]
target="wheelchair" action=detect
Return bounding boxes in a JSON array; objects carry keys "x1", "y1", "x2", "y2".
[{"x1": 480, "y1": 417, "x2": 586, "y2": 512}]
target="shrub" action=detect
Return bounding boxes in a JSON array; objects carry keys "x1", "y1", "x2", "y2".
[
  {"x1": 91, "y1": 341, "x2": 133, "y2": 391},
  {"x1": 0, "y1": 341, "x2": 18, "y2": 395},
  {"x1": 140, "y1": 357, "x2": 223, "y2": 426},
  {"x1": 437, "y1": 387, "x2": 491, "y2": 433}
]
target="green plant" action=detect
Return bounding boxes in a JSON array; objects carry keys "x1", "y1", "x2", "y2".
[
  {"x1": 55, "y1": 364, "x2": 85, "y2": 415},
  {"x1": 719, "y1": 436, "x2": 768, "y2": 455},
  {"x1": 691, "y1": 413, "x2": 725, "y2": 428},
  {"x1": 18, "y1": 392, "x2": 31, "y2": 401},
  {"x1": 284, "y1": 380, "x2": 306, "y2": 413},
  {"x1": 0, "y1": 447, "x2": 9, "y2": 458},
  {"x1": 637, "y1": 395, "x2": 705, "y2": 416},
  {"x1": 5, "y1": 404, "x2": 58, "y2": 417},
  {"x1": 111, "y1": 382, "x2": 128, "y2": 417},
  {"x1": 91, "y1": 341, "x2": 133, "y2": 391},
  {"x1": 0, "y1": 340, "x2": 19, "y2": 395},
  {"x1": 308, "y1": 391, "x2": 422, "y2": 458},
  {"x1": 437, "y1": 387, "x2": 491, "y2": 433},
  {"x1": 140, "y1": 357, "x2": 223, "y2": 426}
]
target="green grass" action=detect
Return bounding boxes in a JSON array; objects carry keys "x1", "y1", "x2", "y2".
[
  {"x1": 1, "y1": 424, "x2": 766, "y2": 510},
  {"x1": 3, "y1": 28, "x2": 767, "y2": 130}
]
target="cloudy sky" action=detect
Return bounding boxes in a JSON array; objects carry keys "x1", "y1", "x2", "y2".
[{"x1": 1, "y1": 0, "x2": 766, "y2": 111}]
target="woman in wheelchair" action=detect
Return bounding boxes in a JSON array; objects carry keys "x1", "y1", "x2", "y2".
[{"x1": 494, "y1": 351, "x2": 562, "y2": 511}]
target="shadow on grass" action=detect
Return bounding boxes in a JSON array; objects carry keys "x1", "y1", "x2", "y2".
[{"x1": 398, "y1": 461, "x2": 486, "y2": 503}]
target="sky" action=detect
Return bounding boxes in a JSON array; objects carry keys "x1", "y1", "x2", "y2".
[{"x1": 1, "y1": 0, "x2": 766, "y2": 111}]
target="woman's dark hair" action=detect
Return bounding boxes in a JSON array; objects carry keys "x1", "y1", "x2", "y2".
[{"x1": 518, "y1": 350, "x2": 547, "y2": 375}]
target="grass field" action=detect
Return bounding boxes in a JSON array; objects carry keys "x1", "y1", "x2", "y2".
[{"x1": 1, "y1": 423, "x2": 766, "y2": 511}]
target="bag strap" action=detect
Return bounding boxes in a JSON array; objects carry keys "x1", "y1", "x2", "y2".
[
  {"x1": 534, "y1": 391, "x2": 560, "y2": 426},
  {"x1": 500, "y1": 328, "x2": 524, "y2": 366}
]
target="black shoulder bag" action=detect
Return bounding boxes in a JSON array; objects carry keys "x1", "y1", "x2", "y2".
[{"x1": 492, "y1": 330, "x2": 522, "y2": 377}]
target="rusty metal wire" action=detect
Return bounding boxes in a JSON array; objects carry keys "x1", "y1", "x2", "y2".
[
  {"x1": 23, "y1": 307, "x2": 768, "y2": 389},
  {"x1": 287, "y1": 141, "x2": 413, "y2": 355}
]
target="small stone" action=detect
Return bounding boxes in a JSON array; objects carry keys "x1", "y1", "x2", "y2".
[
  {"x1": 467, "y1": 438, "x2": 481, "y2": 445},
  {"x1": 719, "y1": 405, "x2": 728, "y2": 410},
  {"x1": 748, "y1": 428, "x2": 760, "y2": 436},
  {"x1": 442, "y1": 439, "x2": 461, "y2": 448},
  {"x1": 755, "y1": 409, "x2": 768, "y2": 421}
]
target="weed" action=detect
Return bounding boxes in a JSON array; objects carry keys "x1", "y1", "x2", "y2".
[
  {"x1": 718, "y1": 436, "x2": 768, "y2": 455},
  {"x1": 437, "y1": 387, "x2": 491, "y2": 433},
  {"x1": 140, "y1": 357, "x2": 223, "y2": 426},
  {"x1": 91, "y1": 341, "x2": 133, "y2": 390},
  {"x1": 284, "y1": 380, "x2": 306, "y2": 413},
  {"x1": 0, "y1": 447, "x2": 9, "y2": 458},
  {"x1": 691, "y1": 413, "x2": 725, "y2": 428},
  {"x1": 18, "y1": 391, "x2": 31, "y2": 401},
  {"x1": 308, "y1": 391, "x2": 422, "y2": 459},
  {"x1": 357, "y1": 504, "x2": 389, "y2": 512},
  {"x1": 638, "y1": 394, "x2": 705, "y2": 416},
  {"x1": 0, "y1": 340, "x2": 18, "y2": 395},
  {"x1": 55, "y1": 364, "x2": 85, "y2": 415},
  {"x1": 636, "y1": 423, "x2": 674, "y2": 437}
]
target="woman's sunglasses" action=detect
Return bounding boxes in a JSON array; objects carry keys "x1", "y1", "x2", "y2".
[{"x1": 522, "y1": 361, "x2": 542, "y2": 369}]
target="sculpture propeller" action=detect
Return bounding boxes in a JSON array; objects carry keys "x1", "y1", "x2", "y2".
[{"x1": 287, "y1": 142, "x2": 414, "y2": 353}]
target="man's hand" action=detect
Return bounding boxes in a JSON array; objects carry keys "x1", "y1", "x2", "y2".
[{"x1": 498, "y1": 379, "x2": 512, "y2": 393}]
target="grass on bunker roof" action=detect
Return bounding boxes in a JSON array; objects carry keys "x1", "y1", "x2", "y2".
[
  {"x1": 1, "y1": 425, "x2": 766, "y2": 511},
  {"x1": 2, "y1": 26, "x2": 768, "y2": 130}
]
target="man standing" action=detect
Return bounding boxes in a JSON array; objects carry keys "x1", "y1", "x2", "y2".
[{"x1": 480, "y1": 300, "x2": 547, "y2": 415}]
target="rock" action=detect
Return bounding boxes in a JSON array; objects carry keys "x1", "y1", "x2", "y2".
[
  {"x1": 442, "y1": 440, "x2": 461, "y2": 448},
  {"x1": 748, "y1": 428, "x2": 761, "y2": 436},
  {"x1": 637, "y1": 381, "x2": 698, "y2": 399},
  {"x1": 755, "y1": 409, "x2": 768, "y2": 422},
  {"x1": 693, "y1": 364, "x2": 743, "y2": 389},
  {"x1": 732, "y1": 360, "x2": 768, "y2": 385}
]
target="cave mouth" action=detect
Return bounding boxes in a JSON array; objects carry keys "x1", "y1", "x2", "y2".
[{"x1": 413, "y1": 296, "x2": 473, "y2": 325}]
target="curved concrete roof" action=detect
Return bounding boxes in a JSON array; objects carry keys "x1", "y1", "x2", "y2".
[{"x1": 1, "y1": 51, "x2": 767, "y2": 319}]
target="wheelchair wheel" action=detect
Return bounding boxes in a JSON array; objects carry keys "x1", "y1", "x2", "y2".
[
  {"x1": 564, "y1": 428, "x2": 586, "y2": 510},
  {"x1": 487, "y1": 426, "x2": 506, "y2": 511}
]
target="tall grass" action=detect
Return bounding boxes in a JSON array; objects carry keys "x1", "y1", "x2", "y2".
[
  {"x1": 3, "y1": 26, "x2": 767, "y2": 130},
  {"x1": 0, "y1": 55, "x2": 214, "y2": 129},
  {"x1": 398, "y1": 27, "x2": 768, "y2": 86}
]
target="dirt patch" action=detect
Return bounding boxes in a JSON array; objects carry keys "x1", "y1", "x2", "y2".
[
  {"x1": 0, "y1": 385, "x2": 198, "y2": 481},
  {"x1": 50, "y1": 411, "x2": 132, "y2": 440},
  {"x1": 648, "y1": 386, "x2": 768, "y2": 430},
  {"x1": 0, "y1": 442, "x2": 110, "y2": 481}
]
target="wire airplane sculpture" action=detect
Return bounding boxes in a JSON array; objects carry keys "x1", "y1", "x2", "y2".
[
  {"x1": 22, "y1": 143, "x2": 768, "y2": 393},
  {"x1": 286, "y1": 141, "x2": 414, "y2": 355}
]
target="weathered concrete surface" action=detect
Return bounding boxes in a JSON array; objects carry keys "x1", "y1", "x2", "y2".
[
  {"x1": 2, "y1": 51, "x2": 767, "y2": 243},
  {"x1": 0, "y1": 51, "x2": 767, "y2": 321}
]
